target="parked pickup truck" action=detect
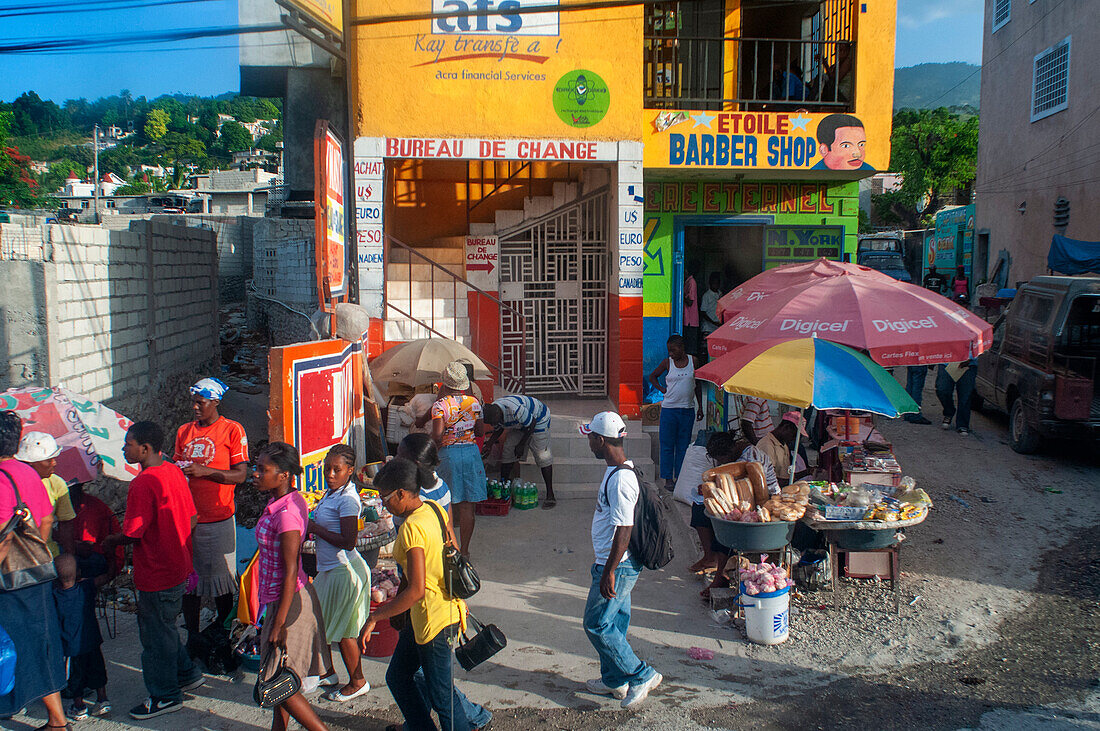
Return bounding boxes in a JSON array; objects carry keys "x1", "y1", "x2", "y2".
[{"x1": 975, "y1": 276, "x2": 1100, "y2": 453}]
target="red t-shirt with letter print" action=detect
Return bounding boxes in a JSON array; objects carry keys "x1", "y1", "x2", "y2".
[
  {"x1": 122, "y1": 461, "x2": 196, "y2": 592},
  {"x1": 174, "y1": 417, "x2": 248, "y2": 523}
]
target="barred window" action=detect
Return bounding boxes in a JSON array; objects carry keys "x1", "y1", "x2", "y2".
[
  {"x1": 992, "y1": 0, "x2": 1010, "y2": 31},
  {"x1": 1031, "y1": 37, "x2": 1070, "y2": 122}
]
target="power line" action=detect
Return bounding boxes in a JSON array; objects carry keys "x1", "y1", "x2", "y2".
[
  {"x1": 0, "y1": 23, "x2": 283, "y2": 54},
  {"x1": 351, "y1": 0, "x2": 697, "y2": 26},
  {"x1": 923, "y1": 0, "x2": 1068, "y2": 109},
  {"x1": 0, "y1": 0, "x2": 223, "y2": 18}
]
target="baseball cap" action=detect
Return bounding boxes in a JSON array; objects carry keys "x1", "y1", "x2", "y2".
[
  {"x1": 782, "y1": 411, "x2": 809, "y2": 437},
  {"x1": 579, "y1": 411, "x2": 627, "y2": 438},
  {"x1": 15, "y1": 431, "x2": 62, "y2": 462}
]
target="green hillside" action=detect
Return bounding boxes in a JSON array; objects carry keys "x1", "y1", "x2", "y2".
[{"x1": 894, "y1": 62, "x2": 980, "y2": 110}]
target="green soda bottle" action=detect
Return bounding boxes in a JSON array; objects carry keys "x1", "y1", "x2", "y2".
[{"x1": 528, "y1": 482, "x2": 538, "y2": 508}]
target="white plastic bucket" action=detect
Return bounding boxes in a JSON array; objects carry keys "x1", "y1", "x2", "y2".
[{"x1": 739, "y1": 582, "x2": 790, "y2": 645}]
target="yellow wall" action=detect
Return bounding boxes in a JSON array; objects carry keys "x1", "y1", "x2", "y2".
[
  {"x1": 353, "y1": 0, "x2": 642, "y2": 141},
  {"x1": 852, "y1": 0, "x2": 896, "y2": 162}
]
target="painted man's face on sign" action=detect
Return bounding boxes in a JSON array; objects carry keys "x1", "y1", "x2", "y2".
[{"x1": 819, "y1": 125, "x2": 867, "y2": 170}]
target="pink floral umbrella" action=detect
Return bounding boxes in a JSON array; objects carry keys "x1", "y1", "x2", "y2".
[{"x1": 707, "y1": 275, "x2": 992, "y2": 366}]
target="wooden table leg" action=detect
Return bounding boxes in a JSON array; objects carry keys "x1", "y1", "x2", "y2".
[{"x1": 829, "y1": 539, "x2": 838, "y2": 592}]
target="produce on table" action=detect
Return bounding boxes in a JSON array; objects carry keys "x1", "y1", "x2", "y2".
[{"x1": 739, "y1": 560, "x2": 794, "y2": 595}]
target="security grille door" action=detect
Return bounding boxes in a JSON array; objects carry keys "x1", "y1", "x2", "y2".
[{"x1": 499, "y1": 190, "x2": 609, "y2": 396}]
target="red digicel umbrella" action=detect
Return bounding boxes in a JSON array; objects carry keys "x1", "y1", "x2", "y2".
[
  {"x1": 717, "y1": 258, "x2": 896, "y2": 322},
  {"x1": 706, "y1": 275, "x2": 993, "y2": 366}
]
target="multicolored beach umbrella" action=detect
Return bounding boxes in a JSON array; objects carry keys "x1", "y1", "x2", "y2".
[{"x1": 695, "y1": 337, "x2": 920, "y2": 418}]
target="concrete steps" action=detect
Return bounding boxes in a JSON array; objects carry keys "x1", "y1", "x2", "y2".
[{"x1": 490, "y1": 412, "x2": 656, "y2": 494}]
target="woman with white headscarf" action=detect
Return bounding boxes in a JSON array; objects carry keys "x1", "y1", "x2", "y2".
[{"x1": 174, "y1": 377, "x2": 250, "y2": 650}]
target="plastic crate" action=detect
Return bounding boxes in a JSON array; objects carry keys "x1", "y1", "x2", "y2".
[{"x1": 475, "y1": 498, "x2": 511, "y2": 516}]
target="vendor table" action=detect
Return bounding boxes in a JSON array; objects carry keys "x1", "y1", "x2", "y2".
[
  {"x1": 801, "y1": 512, "x2": 928, "y2": 614},
  {"x1": 839, "y1": 448, "x2": 902, "y2": 489}
]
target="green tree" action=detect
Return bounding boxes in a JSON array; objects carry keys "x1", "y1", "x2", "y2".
[
  {"x1": 143, "y1": 108, "x2": 169, "y2": 142},
  {"x1": 872, "y1": 108, "x2": 979, "y2": 229},
  {"x1": 218, "y1": 121, "x2": 253, "y2": 152}
]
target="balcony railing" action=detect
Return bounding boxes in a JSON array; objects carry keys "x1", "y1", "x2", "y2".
[{"x1": 644, "y1": 37, "x2": 855, "y2": 111}]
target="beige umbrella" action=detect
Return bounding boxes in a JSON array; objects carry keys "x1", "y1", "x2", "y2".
[{"x1": 368, "y1": 337, "x2": 492, "y2": 389}]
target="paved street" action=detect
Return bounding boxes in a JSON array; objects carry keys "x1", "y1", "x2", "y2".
[{"x1": 4, "y1": 398, "x2": 1099, "y2": 731}]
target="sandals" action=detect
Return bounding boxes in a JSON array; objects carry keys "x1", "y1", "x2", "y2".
[
  {"x1": 36, "y1": 724, "x2": 73, "y2": 730},
  {"x1": 541, "y1": 497, "x2": 557, "y2": 510}
]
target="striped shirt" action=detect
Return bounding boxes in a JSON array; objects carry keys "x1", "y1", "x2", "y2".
[
  {"x1": 394, "y1": 475, "x2": 451, "y2": 528},
  {"x1": 740, "y1": 396, "x2": 775, "y2": 439},
  {"x1": 494, "y1": 396, "x2": 551, "y2": 433}
]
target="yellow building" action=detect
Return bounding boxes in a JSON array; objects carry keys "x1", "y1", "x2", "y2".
[{"x1": 350, "y1": 0, "x2": 895, "y2": 415}]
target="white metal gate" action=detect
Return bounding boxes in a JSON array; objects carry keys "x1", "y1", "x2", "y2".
[{"x1": 499, "y1": 189, "x2": 609, "y2": 396}]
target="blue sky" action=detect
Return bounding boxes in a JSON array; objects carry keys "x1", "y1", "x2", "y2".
[{"x1": 0, "y1": 0, "x2": 984, "y2": 103}]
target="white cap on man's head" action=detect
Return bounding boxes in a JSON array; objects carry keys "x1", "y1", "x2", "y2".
[
  {"x1": 579, "y1": 411, "x2": 627, "y2": 438},
  {"x1": 15, "y1": 431, "x2": 62, "y2": 462}
]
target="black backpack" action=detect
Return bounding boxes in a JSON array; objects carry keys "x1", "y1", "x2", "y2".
[{"x1": 603, "y1": 464, "x2": 675, "y2": 571}]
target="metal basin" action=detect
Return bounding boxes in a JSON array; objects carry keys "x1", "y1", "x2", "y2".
[
  {"x1": 709, "y1": 515, "x2": 795, "y2": 552},
  {"x1": 832, "y1": 528, "x2": 900, "y2": 551}
]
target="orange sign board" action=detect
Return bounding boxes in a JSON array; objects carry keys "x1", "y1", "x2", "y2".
[{"x1": 269, "y1": 339, "x2": 364, "y2": 491}]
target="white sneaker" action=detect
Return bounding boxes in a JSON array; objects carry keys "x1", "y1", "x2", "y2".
[
  {"x1": 585, "y1": 678, "x2": 628, "y2": 700},
  {"x1": 621, "y1": 672, "x2": 662, "y2": 708}
]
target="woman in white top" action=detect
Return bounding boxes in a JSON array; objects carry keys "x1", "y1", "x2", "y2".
[
  {"x1": 648, "y1": 334, "x2": 704, "y2": 491},
  {"x1": 307, "y1": 444, "x2": 371, "y2": 702}
]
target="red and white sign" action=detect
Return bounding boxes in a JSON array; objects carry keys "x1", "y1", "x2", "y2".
[
  {"x1": 465, "y1": 234, "x2": 499, "y2": 290},
  {"x1": 315, "y1": 122, "x2": 346, "y2": 300},
  {"x1": 269, "y1": 339, "x2": 365, "y2": 491},
  {"x1": 385, "y1": 137, "x2": 618, "y2": 162}
]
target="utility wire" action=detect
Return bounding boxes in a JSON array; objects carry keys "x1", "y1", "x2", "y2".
[
  {"x1": 0, "y1": 23, "x2": 283, "y2": 54},
  {"x1": 923, "y1": 0, "x2": 1068, "y2": 109},
  {"x1": 0, "y1": 0, "x2": 223, "y2": 18}
]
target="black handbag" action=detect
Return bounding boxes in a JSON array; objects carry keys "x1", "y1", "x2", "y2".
[
  {"x1": 426, "y1": 501, "x2": 480, "y2": 600},
  {"x1": 253, "y1": 647, "x2": 300, "y2": 708},
  {"x1": 0, "y1": 469, "x2": 57, "y2": 591},
  {"x1": 454, "y1": 612, "x2": 507, "y2": 672}
]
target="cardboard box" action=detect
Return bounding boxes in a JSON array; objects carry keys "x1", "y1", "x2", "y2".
[{"x1": 844, "y1": 551, "x2": 892, "y2": 579}]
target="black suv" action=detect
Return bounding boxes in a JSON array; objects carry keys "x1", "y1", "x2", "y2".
[{"x1": 975, "y1": 276, "x2": 1100, "y2": 453}]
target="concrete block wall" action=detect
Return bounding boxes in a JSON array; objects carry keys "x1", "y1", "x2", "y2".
[
  {"x1": 248, "y1": 217, "x2": 317, "y2": 345},
  {"x1": 161, "y1": 214, "x2": 255, "y2": 302},
  {"x1": 0, "y1": 223, "x2": 47, "y2": 260},
  {"x1": 48, "y1": 221, "x2": 219, "y2": 406}
]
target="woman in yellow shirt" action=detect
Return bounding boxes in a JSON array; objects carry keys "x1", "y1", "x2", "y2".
[{"x1": 359, "y1": 458, "x2": 491, "y2": 731}]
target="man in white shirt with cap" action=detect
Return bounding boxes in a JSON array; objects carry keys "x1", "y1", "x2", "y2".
[{"x1": 579, "y1": 411, "x2": 662, "y2": 709}]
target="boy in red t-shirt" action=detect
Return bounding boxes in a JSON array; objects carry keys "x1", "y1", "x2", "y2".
[{"x1": 104, "y1": 421, "x2": 204, "y2": 720}]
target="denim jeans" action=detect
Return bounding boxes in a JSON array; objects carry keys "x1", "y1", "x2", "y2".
[
  {"x1": 136, "y1": 581, "x2": 200, "y2": 702},
  {"x1": 583, "y1": 560, "x2": 655, "y2": 689},
  {"x1": 936, "y1": 364, "x2": 977, "y2": 430},
  {"x1": 659, "y1": 407, "x2": 695, "y2": 480},
  {"x1": 386, "y1": 623, "x2": 489, "y2": 731},
  {"x1": 905, "y1": 366, "x2": 929, "y2": 408}
]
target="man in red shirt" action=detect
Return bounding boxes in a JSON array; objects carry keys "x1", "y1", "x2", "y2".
[
  {"x1": 103, "y1": 421, "x2": 204, "y2": 720},
  {"x1": 61, "y1": 482, "x2": 124, "y2": 582},
  {"x1": 173, "y1": 378, "x2": 249, "y2": 644}
]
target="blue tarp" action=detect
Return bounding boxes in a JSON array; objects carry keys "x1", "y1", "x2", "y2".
[{"x1": 1048, "y1": 235, "x2": 1100, "y2": 275}]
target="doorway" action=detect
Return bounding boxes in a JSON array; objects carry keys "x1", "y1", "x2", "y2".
[{"x1": 673, "y1": 218, "x2": 769, "y2": 347}]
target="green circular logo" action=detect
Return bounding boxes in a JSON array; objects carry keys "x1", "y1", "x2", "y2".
[{"x1": 552, "y1": 70, "x2": 610, "y2": 128}]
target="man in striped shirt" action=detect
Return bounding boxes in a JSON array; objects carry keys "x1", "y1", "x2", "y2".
[{"x1": 483, "y1": 395, "x2": 556, "y2": 508}]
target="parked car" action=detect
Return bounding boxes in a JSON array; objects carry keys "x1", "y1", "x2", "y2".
[
  {"x1": 857, "y1": 251, "x2": 912, "y2": 282},
  {"x1": 975, "y1": 276, "x2": 1100, "y2": 453}
]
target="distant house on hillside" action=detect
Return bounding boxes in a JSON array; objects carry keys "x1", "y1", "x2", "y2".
[
  {"x1": 232, "y1": 148, "x2": 280, "y2": 170},
  {"x1": 187, "y1": 168, "x2": 277, "y2": 215}
]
